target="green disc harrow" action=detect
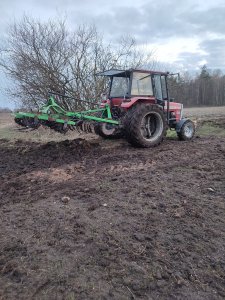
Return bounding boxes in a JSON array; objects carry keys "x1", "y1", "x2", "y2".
[{"x1": 14, "y1": 95, "x2": 119, "y2": 133}]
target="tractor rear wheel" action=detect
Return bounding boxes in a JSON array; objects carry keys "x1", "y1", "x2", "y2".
[
  {"x1": 94, "y1": 122, "x2": 122, "y2": 139},
  {"x1": 123, "y1": 103, "x2": 166, "y2": 147}
]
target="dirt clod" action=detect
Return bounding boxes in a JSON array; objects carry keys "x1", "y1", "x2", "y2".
[{"x1": 61, "y1": 196, "x2": 70, "y2": 203}]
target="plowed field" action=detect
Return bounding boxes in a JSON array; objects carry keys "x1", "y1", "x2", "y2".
[{"x1": 0, "y1": 111, "x2": 225, "y2": 299}]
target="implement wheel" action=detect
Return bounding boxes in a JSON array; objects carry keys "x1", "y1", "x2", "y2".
[
  {"x1": 94, "y1": 123, "x2": 122, "y2": 139},
  {"x1": 123, "y1": 103, "x2": 166, "y2": 147}
]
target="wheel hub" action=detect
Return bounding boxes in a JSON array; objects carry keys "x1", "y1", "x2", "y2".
[
  {"x1": 184, "y1": 123, "x2": 194, "y2": 138},
  {"x1": 141, "y1": 112, "x2": 163, "y2": 141}
]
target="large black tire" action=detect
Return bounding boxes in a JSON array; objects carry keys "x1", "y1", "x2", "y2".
[
  {"x1": 177, "y1": 120, "x2": 195, "y2": 141},
  {"x1": 123, "y1": 103, "x2": 167, "y2": 147},
  {"x1": 94, "y1": 122, "x2": 123, "y2": 139}
]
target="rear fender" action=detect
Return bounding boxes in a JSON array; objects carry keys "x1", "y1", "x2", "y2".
[{"x1": 121, "y1": 97, "x2": 156, "y2": 109}]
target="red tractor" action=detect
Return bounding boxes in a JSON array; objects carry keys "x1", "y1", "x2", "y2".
[{"x1": 94, "y1": 69, "x2": 195, "y2": 147}]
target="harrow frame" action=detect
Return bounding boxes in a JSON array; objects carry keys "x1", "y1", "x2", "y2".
[{"x1": 14, "y1": 96, "x2": 119, "y2": 128}]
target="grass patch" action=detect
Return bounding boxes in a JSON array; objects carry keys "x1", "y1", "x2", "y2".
[
  {"x1": 197, "y1": 122, "x2": 225, "y2": 137},
  {"x1": 0, "y1": 126, "x2": 71, "y2": 142},
  {"x1": 166, "y1": 129, "x2": 177, "y2": 139},
  {"x1": 166, "y1": 120, "x2": 225, "y2": 139}
]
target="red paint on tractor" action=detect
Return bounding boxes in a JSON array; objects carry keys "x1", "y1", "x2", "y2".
[
  {"x1": 164, "y1": 101, "x2": 183, "y2": 121},
  {"x1": 121, "y1": 96, "x2": 156, "y2": 108},
  {"x1": 100, "y1": 97, "x2": 183, "y2": 122}
]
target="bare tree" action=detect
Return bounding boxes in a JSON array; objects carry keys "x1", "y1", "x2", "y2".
[{"x1": 0, "y1": 16, "x2": 153, "y2": 110}]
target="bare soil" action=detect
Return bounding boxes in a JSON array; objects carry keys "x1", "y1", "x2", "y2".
[{"x1": 1, "y1": 120, "x2": 225, "y2": 299}]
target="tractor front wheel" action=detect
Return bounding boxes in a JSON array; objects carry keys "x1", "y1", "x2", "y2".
[
  {"x1": 177, "y1": 120, "x2": 195, "y2": 141},
  {"x1": 123, "y1": 104, "x2": 166, "y2": 147}
]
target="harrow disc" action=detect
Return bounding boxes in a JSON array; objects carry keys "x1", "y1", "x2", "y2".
[
  {"x1": 76, "y1": 121, "x2": 94, "y2": 133},
  {"x1": 43, "y1": 121, "x2": 69, "y2": 133},
  {"x1": 15, "y1": 116, "x2": 40, "y2": 129}
]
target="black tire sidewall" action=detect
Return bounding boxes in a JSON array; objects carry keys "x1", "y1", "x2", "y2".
[{"x1": 124, "y1": 103, "x2": 166, "y2": 147}]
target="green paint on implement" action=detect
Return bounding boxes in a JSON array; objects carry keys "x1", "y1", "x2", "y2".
[{"x1": 14, "y1": 96, "x2": 119, "y2": 126}]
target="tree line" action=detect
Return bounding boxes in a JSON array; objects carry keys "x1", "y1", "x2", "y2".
[
  {"x1": 0, "y1": 16, "x2": 224, "y2": 109},
  {"x1": 169, "y1": 66, "x2": 225, "y2": 107}
]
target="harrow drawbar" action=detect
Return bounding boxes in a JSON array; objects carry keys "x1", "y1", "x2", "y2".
[{"x1": 14, "y1": 95, "x2": 119, "y2": 134}]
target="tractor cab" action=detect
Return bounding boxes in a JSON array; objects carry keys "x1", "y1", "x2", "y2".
[
  {"x1": 98, "y1": 68, "x2": 184, "y2": 126},
  {"x1": 98, "y1": 69, "x2": 169, "y2": 106}
]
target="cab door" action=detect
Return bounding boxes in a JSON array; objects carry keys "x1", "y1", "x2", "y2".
[{"x1": 152, "y1": 75, "x2": 168, "y2": 102}]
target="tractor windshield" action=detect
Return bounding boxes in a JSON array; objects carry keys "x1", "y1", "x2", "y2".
[
  {"x1": 131, "y1": 72, "x2": 153, "y2": 96},
  {"x1": 110, "y1": 76, "x2": 129, "y2": 97}
]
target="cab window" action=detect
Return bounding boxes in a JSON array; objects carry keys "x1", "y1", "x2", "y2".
[{"x1": 131, "y1": 72, "x2": 153, "y2": 96}]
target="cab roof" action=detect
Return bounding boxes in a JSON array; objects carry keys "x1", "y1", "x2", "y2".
[{"x1": 96, "y1": 68, "x2": 169, "y2": 77}]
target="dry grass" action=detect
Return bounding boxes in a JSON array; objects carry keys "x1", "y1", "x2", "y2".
[
  {"x1": 0, "y1": 113, "x2": 94, "y2": 142},
  {"x1": 184, "y1": 106, "x2": 225, "y2": 118}
]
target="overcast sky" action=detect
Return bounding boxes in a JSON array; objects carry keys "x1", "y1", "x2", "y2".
[{"x1": 0, "y1": 0, "x2": 225, "y2": 108}]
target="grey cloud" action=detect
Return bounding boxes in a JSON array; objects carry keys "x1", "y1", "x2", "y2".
[
  {"x1": 2, "y1": 0, "x2": 224, "y2": 43},
  {"x1": 200, "y1": 39, "x2": 225, "y2": 68},
  {"x1": 70, "y1": 1, "x2": 225, "y2": 44},
  {"x1": 140, "y1": 3, "x2": 225, "y2": 41},
  {"x1": 174, "y1": 38, "x2": 225, "y2": 70},
  {"x1": 183, "y1": 6, "x2": 225, "y2": 35},
  {"x1": 175, "y1": 51, "x2": 207, "y2": 68},
  {"x1": 0, "y1": 0, "x2": 225, "y2": 87}
]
